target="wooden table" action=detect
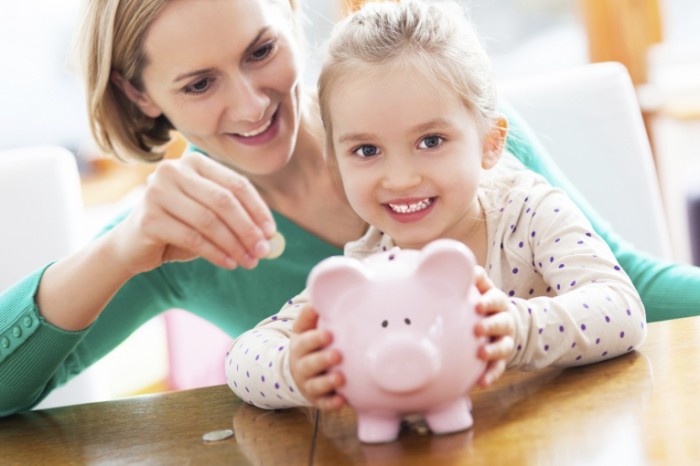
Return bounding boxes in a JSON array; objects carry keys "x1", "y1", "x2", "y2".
[{"x1": 2, "y1": 317, "x2": 699, "y2": 465}]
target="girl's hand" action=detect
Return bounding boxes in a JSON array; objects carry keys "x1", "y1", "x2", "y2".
[
  {"x1": 290, "y1": 306, "x2": 346, "y2": 411},
  {"x1": 109, "y1": 151, "x2": 277, "y2": 275},
  {"x1": 473, "y1": 266, "x2": 515, "y2": 387}
]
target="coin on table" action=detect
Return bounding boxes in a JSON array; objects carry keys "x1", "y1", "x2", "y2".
[
  {"x1": 202, "y1": 429, "x2": 234, "y2": 443},
  {"x1": 265, "y1": 231, "x2": 286, "y2": 260}
]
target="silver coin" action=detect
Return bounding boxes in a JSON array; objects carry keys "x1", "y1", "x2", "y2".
[{"x1": 202, "y1": 428, "x2": 234, "y2": 443}]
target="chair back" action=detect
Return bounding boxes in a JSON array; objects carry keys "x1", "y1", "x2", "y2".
[
  {"x1": 0, "y1": 146, "x2": 84, "y2": 291},
  {"x1": 499, "y1": 62, "x2": 672, "y2": 259}
]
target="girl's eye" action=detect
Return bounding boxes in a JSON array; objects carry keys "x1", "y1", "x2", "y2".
[
  {"x1": 251, "y1": 42, "x2": 275, "y2": 61},
  {"x1": 353, "y1": 145, "x2": 380, "y2": 158},
  {"x1": 418, "y1": 135, "x2": 443, "y2": 149},
  {"x1": 184, "y1": 78, "x2": 213, "y2": 95}
]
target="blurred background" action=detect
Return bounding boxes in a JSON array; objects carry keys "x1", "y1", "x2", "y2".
[{"x1": 1, "y1": 0, "x2": 699, "y2": 407}]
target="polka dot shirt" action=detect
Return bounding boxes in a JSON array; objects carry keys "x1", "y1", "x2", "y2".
[{"x1": 226, "y1": 157, "x2": 646, "y2": 408}]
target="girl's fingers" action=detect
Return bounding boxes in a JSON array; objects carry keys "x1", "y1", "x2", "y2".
[
  {"x1": 290, "y1": 329, "x2": 331, "y2": 362},
  {"x1": 314, "y1": 393, "x2": 347, "y2": 411},
  {"x1": 296, "y1": 347, "x2": 341, "y2": 380},
  {"x1": 479, "y1": 358, "x2": 506, "y2": 388},
  {"x1": 474, "y1": 266, "x2": 494, "y2": 294},
  {"x1": 292, "y1": 306, "x2": 319, "y2": 334},
  {"x1": 479, "y1": 335, "x2": 515, "y2": 361},
  {"x1": 476, "y1": 288, "x2": 509, "y2": 315},
  {"x1": 476, "y1": 312, "x2": 515, "y2": 338},
  {"x1": 304, "y1": 371, "x2": 345, "y2": 401}
]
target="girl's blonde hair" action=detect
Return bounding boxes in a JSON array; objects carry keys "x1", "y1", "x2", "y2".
[
  {"x1": 78, "y1": 0, "x2": 300, "y2": 162},
  {"x1": 318, "y1": 0, "x2": 498, "y2": 159}
]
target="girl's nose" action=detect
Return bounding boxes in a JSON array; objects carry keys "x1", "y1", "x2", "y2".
[
  {"x1": 381, "y1": 157, "x2": 422, "y2": 191},
  {"x1": 226, "y1": 74, "x2": 270, "y2": 123}
]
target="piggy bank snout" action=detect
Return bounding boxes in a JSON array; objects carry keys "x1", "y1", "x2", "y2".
[{"x1": 369, "y1": 336, "x2": 439, "y2": 393}]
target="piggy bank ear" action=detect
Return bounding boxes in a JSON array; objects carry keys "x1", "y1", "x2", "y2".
[
  {"x1": 415, "y1": 239, "x2": 477, "y2": 298},
  {"x1": 307, "y1": 256, "x2": 370, "y2": 319}
]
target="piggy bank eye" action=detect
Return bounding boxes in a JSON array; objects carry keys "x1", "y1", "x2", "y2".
[
  {"x1": 381, "y1": 320, "x2": 388, "y2": 328},
  {"x1": 404, "y1": 318, "x2": 411, "y2": 325}
]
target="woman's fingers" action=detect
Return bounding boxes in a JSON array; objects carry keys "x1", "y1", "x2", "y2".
[
  {"x1": 193, "y1": 153, "x2": 276, "y2": 237},
  {"x1": 177, "y1": 154, "x2": 275, "y2": 263},
  {"x1": 139, "y1": 152, "x2": 277, "y2": 269}
]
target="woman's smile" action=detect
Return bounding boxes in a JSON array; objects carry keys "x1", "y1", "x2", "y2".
[{"x1": 228, "y1": 107, "x2": 281, "y2": 146}]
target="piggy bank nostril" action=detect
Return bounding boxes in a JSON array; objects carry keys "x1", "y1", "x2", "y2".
[
  {"x1": 404, "y1": 318, "x2": 411, "y2": 325},
  {"x1": 381, "y1": 320, "x2": 388, "y2": 328}
]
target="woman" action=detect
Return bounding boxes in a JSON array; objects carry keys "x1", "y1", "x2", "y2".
[{"x1": 0, "y1": 0, "x2": 696, "y2": 417}]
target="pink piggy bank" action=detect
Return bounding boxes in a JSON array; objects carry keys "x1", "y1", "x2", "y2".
[{"x1": 307, "y1": 239, "x2": 486, "y2": 443}]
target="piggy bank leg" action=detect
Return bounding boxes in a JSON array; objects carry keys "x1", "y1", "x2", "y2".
[
  {"x1": 423, "y1": 397, "x2": 473, "y2": 435},
  {"x1": 357, "y1": 413, "x2": 402, "y2": 443}
]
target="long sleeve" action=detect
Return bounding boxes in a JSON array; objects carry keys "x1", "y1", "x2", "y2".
[
  {"x1": 0, "y1": 209, "x2": 341, "y2": 417},
  {"x1": 225, "y1": 292, "x2": 312, "y2": 409},
  {"x1": 481, "y1": 162, "x2": 646, "y2": 370},
  {"x1": 503, "y1": 101, "x2": 700, "y2": 322}
]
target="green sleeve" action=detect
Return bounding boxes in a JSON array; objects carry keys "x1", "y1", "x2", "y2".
[
  {"x1": 0, "y1": 209, "x2": 339, "y2": 416},
  {"x1": 503, "y1": 100, "x2": 700, "y2": 321}
]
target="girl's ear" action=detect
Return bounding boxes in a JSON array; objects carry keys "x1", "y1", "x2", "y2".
[
  {"x1": 110, "y1": 71, "x2": 163, "y2": 118},
  {"x1": 482, "y1": 115, "x2": 508, "y2": 169}
]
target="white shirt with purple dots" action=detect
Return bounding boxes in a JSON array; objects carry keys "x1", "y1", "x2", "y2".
[{"x1": 225, "y1": 155, "x2": 646, "y2": 409}]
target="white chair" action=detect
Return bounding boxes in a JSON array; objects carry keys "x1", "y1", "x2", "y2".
[
  {"x1": 499, "y1": 61, "x2": 672, "y2": 260},
  {"x1": 0, "y1": 146, "x2": 110, "y2": 409},
  {"x1": 0, "y1": 146, "x2": 84, "y2": 291}
]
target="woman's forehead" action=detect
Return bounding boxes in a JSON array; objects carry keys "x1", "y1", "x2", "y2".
[{"x1": 142, "y1": 0, "x2": 290, "y2": 74}]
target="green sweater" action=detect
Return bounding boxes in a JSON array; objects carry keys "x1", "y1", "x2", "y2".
[{"x1": 1, "y1": 104, "x2": 699, "y2": 416}]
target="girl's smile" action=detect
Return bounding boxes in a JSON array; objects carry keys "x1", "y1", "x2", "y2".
[{"x1": 384, "y1": 197, "x2": 437, "y2": 223}]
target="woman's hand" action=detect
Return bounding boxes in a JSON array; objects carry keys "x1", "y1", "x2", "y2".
[
  {"x1": 110, "y1": 151, "x2": 277, "y2": 274},
  {"x1": 290, "y1": 306, "x2": 346, "y2": 411},
  {"x1": 473, "y1": 266, "x2": 515, "y2": 387}
]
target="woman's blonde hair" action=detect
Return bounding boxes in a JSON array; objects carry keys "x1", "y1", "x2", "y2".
[
  {"x1": 318, "y1": 0, "x2": 498, "y2": 160},
  {"x1": 78, "y1": 0, "x2": 300, "y2": 162}
]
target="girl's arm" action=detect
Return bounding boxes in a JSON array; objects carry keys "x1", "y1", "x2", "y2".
[
  {"x1": 226, "y1": 292, "x2": 313, "y2": 409},
  {"x1": 497, "y1": 176, "x2": 646, "y2": 370},
  {"x1": 503, "y1": 102, "x2": 700, "y2": 321}
]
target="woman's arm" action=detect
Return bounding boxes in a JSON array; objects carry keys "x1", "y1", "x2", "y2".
[
  {"x1": 503, "y1": 101, "x2": 700, "y2": 321},
  {"x1": 0, "y1": 257, "x2": 182, "y2": 416}
]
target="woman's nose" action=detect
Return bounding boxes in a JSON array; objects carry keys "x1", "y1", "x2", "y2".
[{"x1": 226, "y1": 74, "x2": 270, "y2": 123}]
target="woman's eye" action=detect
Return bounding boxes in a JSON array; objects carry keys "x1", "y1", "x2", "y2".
[
  {"x1": 418, "y1": 135, "x2": 443, "y2": 149},
  {"x1": 184, "y1": 78, "x2": 212, "y2": 95},
  {"x1": 251, "y1": 42, "x2": 274, "y2": 61},
  {"x1": 353, "y1": 145, "x2": 380, "y2": 158}
]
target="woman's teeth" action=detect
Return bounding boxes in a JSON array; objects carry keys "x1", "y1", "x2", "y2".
[
  {"x1": 388, "y1": 198, "x2": 432, "y2": 214},
  {"x1": 238, "y1": 118, "x2": 272, "y2": 137}
]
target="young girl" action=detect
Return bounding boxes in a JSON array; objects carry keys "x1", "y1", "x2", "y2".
[{"x1": 226, "y1": 0, "x2": 646, "y2": 411}]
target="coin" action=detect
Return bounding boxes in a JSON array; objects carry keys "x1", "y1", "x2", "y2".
[
  {"x1": 265, "y1": 231, "x2": 286, "y2": 259},
  {"x1": 202, "y1": 429, "x2": 234, "y2": 443}
]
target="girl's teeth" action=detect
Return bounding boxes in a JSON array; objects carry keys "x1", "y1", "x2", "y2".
[{"x1": 388, "y1": 198, "x2": 432, "y2": 214}]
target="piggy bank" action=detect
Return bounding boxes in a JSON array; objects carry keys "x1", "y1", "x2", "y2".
[{"x1": 307, "y1": 239, "x2": 486, "y2": 443}]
